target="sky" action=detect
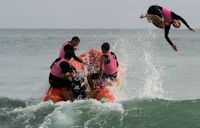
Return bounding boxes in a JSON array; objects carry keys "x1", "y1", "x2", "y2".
[{"x1": 0, "y1": 0, "x2": 199, "y2": 29}]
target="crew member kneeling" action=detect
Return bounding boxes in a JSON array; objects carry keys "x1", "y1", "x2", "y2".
[{"x1": 87, "y1": 42, "x2": 119, "y2": 89}]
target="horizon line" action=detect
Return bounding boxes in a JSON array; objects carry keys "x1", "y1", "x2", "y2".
[{"x1": 0, "y1": 28, "x2": 199, "y2": 30}]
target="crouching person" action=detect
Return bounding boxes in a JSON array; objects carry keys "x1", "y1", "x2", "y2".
[{"x1": 87, "y1": 42, "x2": 119, "y2": 90}]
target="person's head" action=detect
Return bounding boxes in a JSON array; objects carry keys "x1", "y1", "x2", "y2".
[
  {"x1": 172, "y1": 20, "x2": 181, "y2": 28},
  {"x1": 71, "y1": 36, "x2": 80, "y2": 46},
  {"x1": 101, "y1": 42, "x2": 110, "y2": 53}
]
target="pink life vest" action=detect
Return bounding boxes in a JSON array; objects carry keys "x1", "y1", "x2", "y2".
[
  {"x1": 103, "y1": 52, "x2": 118, "y2": 75},
  {"x1": 59, "y1": 41, "x2": 72, "y2": 58},
  {"x1": 50, "y1": 58, "x2": 69, "y2": 78},
  {"x1": 162, "y1": 8, "x2": 173, "y2": 25}
]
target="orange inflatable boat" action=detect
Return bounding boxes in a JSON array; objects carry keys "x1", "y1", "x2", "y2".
[{"x1": 44, "y1": 48, "x2": 124, "y2": 103}]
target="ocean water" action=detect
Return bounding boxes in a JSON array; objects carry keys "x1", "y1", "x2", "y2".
[{"x1": 0, "y1": 29, "x2": 200, "y2": 128}]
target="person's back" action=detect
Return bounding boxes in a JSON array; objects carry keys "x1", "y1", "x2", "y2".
[
  {"x1": 87, "y1": 42, "x2": 118, "y2": 90},
  {"x1": 100, "y1": 43, "x2": 118, "y2": 80},
  {"x1": 59, "y1": 41, "x2": 72, "y2": 58},
  {"x1": 49, "y1": 52, "x2": 76, "y2": 88}
]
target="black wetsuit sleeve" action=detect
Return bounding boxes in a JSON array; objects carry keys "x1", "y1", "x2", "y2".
[
  {"x1": 164, "y1": 25, "x2": 174, "y2": 46},
  {"x1": 171, "y1": 12, "x2": 191, "y2": 29},
  {"x1": 71, "y1": 51, "x2": 83, "y2": 63}
]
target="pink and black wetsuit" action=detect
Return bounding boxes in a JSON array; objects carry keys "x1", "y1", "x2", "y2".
[
  {"x1": 49, "y1": 58, "x2": 76, "y2": 88},
  {"x1": 103, "y1": 52, "x2": 118, "y2": 76},
  {"x1": 59, "y1": 41, "x2": 83, "y2": 63},
  {"x1": 147, "y1": 5, "x2": 192, "y2": 46},
  {"x1": 91, "y1": 51, "x2": 118, "y2": 81},
  {"x1": 162, "y1": 8, "x2": 173, "y2": 25},
  {"x1": 102, "y1": 51, "x2": 119, "y2": 80},
  {"x1": 165, "y1": 11, "x2": 191, "y2": 46},
  {"x1": 59, "y1": 42, "x2": 71, "y2": 58}
]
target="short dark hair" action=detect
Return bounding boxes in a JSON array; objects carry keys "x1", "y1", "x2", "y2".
[
  {"x1": 101, "y1": 42, "x2": 110, "y2": 51},
  {"x1": 71, "y1": 36, "x2": 80, "y2": 42}
]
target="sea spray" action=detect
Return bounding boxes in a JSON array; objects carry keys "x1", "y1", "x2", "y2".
[{"x1": 139, "y1": 51, "x2": 165, "y2": 98}]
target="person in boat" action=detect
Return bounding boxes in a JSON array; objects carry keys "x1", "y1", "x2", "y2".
[
  {"x1": 87, "y1": 42, "x2": 119, "y2": 90},
  {"x1": 140, "y1": 5, "x2": 195, "y2": 51},
  {"x1": 59, "y1": 36, "x2": 86, "y2": 64},
  {"x1": 49, "y1": 52, "x2": 87, "y2": 101}
]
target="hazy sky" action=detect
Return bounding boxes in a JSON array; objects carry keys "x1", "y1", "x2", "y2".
[{"x1": 0, "y1": 0, "x2": 199, "y2": 28}]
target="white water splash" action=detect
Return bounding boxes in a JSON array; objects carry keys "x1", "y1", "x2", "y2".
[
  {"x1": 139, "y1": 51, "x2": 165, "y2": 99},
  {"x1": 40, "y1": 100, "x2": 124, "y2": 128},
  {"x1": 39, "y1": 101, "x2": 75, "y2": 128}
]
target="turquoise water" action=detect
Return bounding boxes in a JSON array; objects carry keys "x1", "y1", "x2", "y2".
[
  {"x1": 0, "y1": 29, "x2": 200, "y2": 127},
  {"x1": 0, "y1": 97, "x2": 200, "y2": 128}
]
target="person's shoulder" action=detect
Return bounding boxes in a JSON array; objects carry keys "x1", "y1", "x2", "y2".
[
  {"x1": 64, "y1": 44, "x2": 73, "y2": 51},
  {"x1": 110, "y1": 51, "x2": 115, "y2": 55},
  {"x1": 65, "y1": 42, "x2": 72, "y2": 46},
  {"x1": 60, "y1": 59, "x2": 69, "y2": 64},
  {"x1": 100, "y1": 54, "x2": 106, "y2": 60},
  {"x1": 110, "y1": 51, "x2": 117, "y2": 56},
  {"x1": 54, "y1": 57, "x2": 61, "y2": 62},
  {"x1": 110, "y1": 51, "x2": 118, "y2": 59},
  {"x1": 102, "y1": 54, "x2": 108, "y2": 58}
]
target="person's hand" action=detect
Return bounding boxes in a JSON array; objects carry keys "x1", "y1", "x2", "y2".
[
  {"x1": 66, "y1": 72, "x2": 74, "y2": 81},
  {"x1": 140, "y1": 13, "x2": 147, "y2": 19},
  {"x1": 73, "y1": 47, "x2": 78, "y2": 51},
  {"x1": 97, "y1": 77, "x2": 103, "y2": 85},
  {"x1": 189, "y1": 28, "x2": 195, "y2": 32},
  {"x1": 82, "y1": 61, "x2": 88, "y2": 65},
  {"x1": 171, "y1": 44, "x2": 178, "y2": 52}
]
